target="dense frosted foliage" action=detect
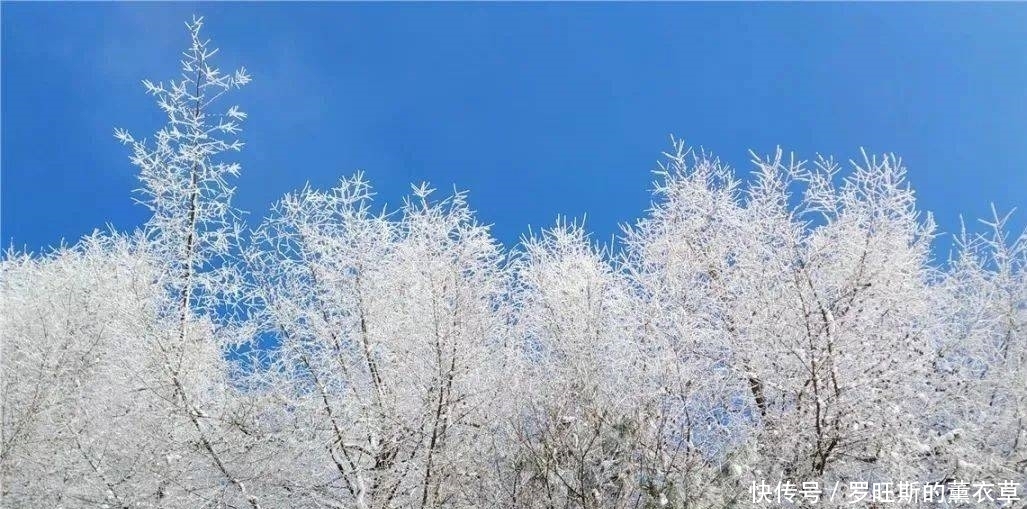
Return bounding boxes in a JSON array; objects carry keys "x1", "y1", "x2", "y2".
[{"x1": 2, "y1": 19, "x2": 1024, "y2": 508}]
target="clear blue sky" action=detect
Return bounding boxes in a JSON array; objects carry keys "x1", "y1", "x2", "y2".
[{"x1": 3, "y1": 3, "x2": 1025, "y2": 258}]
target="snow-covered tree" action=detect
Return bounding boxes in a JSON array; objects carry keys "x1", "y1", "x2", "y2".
[
  {"x1": 110, "y1": 16, "x2": 264, "y2": 508},
  {"x1": 243, "y1": 177, "x2": 509, "y2": 508},
  {"x1": 927, "y1": 209, "x2": 1026, "y2": 485},
  {"x1": 1, "y1": 233, "x2": 167, "y2": 507}
]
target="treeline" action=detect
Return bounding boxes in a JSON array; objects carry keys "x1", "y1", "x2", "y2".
[{"x1": 1, "y1": 18, "x2": 1024, "y2": 509}]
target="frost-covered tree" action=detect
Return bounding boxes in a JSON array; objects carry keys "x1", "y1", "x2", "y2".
[
  {"x1": 1, "y1": 233, "x2": 168, "y2": 507},
  {"x1": 110, "y1": 16, "x2": 264, "y2": 508},
  {"x1": 927, "y1": 209, "x2": 1026, "y2": 485},
  {"x1": 501, "y1": 222, "x2": 645, "y2": 507},
  {"x1": 243, "y1": 177, "x2": 509, "y2": 508},
  {"x1": 626, "y1": 144, "x2": 939, "y2": 489},
  {"x1": 495, "y1": 220, "x2": 744, "y2": 509}
]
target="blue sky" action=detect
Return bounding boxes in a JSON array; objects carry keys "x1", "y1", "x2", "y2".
[{"x1": 3, "y1": 3, "x2": 1025, "y2": 258}]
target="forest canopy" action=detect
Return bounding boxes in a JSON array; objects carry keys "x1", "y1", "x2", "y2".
[{"x1": 1, "y1": 17, "x2": 1024, "y2": 509}]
